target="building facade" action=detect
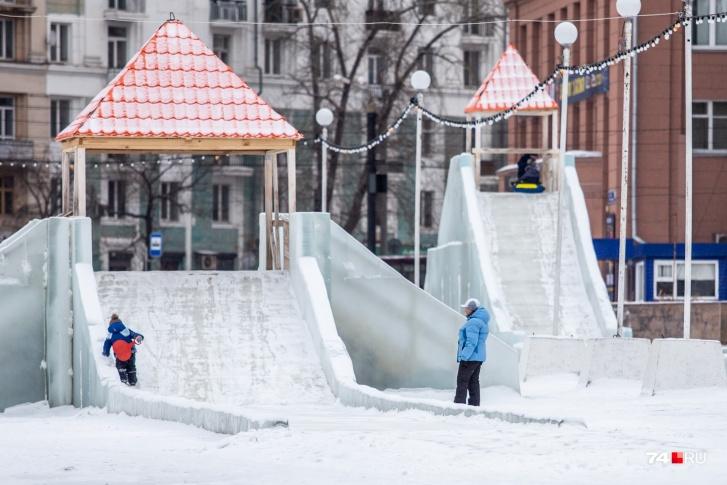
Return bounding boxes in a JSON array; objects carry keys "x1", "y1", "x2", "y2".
[
  {"x1": 504, "y1": 0, "x2": 727, "y2": 302},
  {"x1": 1, "y1": 0, "x2": 508, "y2": 271}
]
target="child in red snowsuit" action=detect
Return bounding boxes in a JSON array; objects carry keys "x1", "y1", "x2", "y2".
[{"x1": 102, "y1": 314, "x2": 144, "y2": 386}]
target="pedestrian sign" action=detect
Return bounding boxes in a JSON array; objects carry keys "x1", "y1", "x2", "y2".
[{"x1": 150, "y1": 233, "x2": 163, "y2": 258}]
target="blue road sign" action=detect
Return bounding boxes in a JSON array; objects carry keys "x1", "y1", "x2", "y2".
[{"x1": 150, "y1": 233, "x2": 163, "y2": 258}]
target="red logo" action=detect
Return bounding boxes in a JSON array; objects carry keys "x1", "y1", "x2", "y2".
[{"x1": 672, "y1": 452, "x2": 683, "y2": 464}]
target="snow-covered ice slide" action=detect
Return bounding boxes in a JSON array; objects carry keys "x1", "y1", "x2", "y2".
[
  {"x1": 95, "y1": 271, "x2": 334, "y2": 407},
  {"x1": 478, "y1": 192, "x2": 600, "y2": 337},
  {"x1": 426, "y1": 154, "x2": 616, "y2": 342}
]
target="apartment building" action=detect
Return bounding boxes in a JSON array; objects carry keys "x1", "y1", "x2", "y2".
[{"x1": 1, "y1": 0, "x2": 507, "y2": 270}]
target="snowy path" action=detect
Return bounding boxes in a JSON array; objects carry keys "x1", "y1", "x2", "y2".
[
  {"x1": 2, "y1": 379, "x2": 726, "y2": 484},
  {"x1": 478, "y1": 192, "x2": 601, "y2": 337},
  {"x1": 95, "y1": 271, "x2": 334, "y2": 406}
]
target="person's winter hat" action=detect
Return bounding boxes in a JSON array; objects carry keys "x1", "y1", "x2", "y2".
[{"x1": 460, "y1": 298, "x2": 480, "y2": 311}]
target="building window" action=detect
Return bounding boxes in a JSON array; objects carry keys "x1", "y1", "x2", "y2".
[
  {"x1": 264, "y1": 38, "x2": 282, "y2": 75},
  {"x1": 463, "y1": 50, "x2": 481, "y2": 87},
  {"x1": 0, "y1": 19, "x2": 13, "y2": 60},
  {"x1": 50, "y1": 99, "x2": 71, "y2": 138},
  {"x1": 213, "y1": 184, "x2": 229, "y2": 222},
  {"x1": 213, "y1": 34, "x2": 231, "y2": 65},
  {"x1": 0, "y1": 96, "x2": 14, "y2": 139},
  {"x1": 422, "y1": 117, "x2": 434, "y2": 155},
  {"x1": 417, "y1": 47, "x2": 435, "y2": 83},
  {"x1": 107, "y1": 180, "x2": 126, "y2": 218},
  {"x1": 634, "y1": 261, "x2": 644, "y2": 302},
  {"x1": 160, "y1": 182, "x2": 180, "y2": 222},
  {"x1": 693, "y1": 101, "x2": 727, "y2": 151},
  {"x1": 210, "y1": 0, "x2": 247, "y2": 22},
  {"x1": 417, "y1": 0, "x2": 435, "y2": 16},
  {"x1": 313, "y1": 40, "x2": 333, "y2": 79},
  {"x1": 0, "y1": 176, "x2": 13, "y2": 216},
  {"x1": 654, "y1": 260, "x2": 718, "y2": 300},
  {"x1": 695, "y1": 0, "x2": 727, "y2": 47},
  {"x1": 368, "y1": 49, "x2": 385, "y2": 85},
  {"x1": 422, "y1": 190, "x2": 434, "y2": 228},
  {"x1": 108, "y1": 251, "x2": 132, "y2": 271},
  {"x1": 462, "y1": 0, "x2": 480, "y2": 35},
  {"x1": 49, "y1": 23, "x2": 69, "y2": 63},
  {"x1": 108, "y1": 26, "x2": 128, "y2": 69}
]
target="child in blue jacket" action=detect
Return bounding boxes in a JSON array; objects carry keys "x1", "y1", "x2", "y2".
[{"x1": 102, "y1": 313, "x2": 144, "y2": 386}]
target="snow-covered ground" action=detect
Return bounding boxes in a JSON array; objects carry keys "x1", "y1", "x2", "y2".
[{"x1": 2, "y1": 376, "x2": 726, "y2": 484}]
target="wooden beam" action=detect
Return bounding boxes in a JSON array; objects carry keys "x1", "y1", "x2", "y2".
[
  {"x1": 272, "y1": 153, "x2": 280, "y2": 270},
  {"x1": 62, "y1": 136, "x2": 297, "y2": 154},
  {"x1": 75, "y1": 147, "x2": 86, "y2": 216},
  {"x1": 264, "y1": 152, "x2": 274, "y2": 270},
  {"x1": 287, "y1": 148, "x2": 296, "y2": 215},
  {"x1": 472, "y1": 148, "x2": 559, "y2": 155},
  {"x1": 61, "y1": 150, "x2": 70, "y2": 215},
  {"x1": 465, "y1": 113, "x2": 472, "y2": 153}
]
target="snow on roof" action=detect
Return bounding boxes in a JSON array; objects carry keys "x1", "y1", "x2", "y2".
[
  {"x1": 56, "y1": 20, "x2": 301, "y2": 141},
  {"x1": 464, "y1": 44, "x2": 558, "y2": 114}
]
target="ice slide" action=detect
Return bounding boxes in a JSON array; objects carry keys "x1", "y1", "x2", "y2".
[
  {"x1": 426, "y1": 154, "x2": 616, "y2": 343},
  {"x1": 94, "y1": 271, "x2": 334, "y2": 408}
]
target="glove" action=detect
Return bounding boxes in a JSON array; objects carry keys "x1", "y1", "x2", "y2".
[
  {"x1": 134, "y1": 335, "x2": 144, "y2": 345},
  {"x1": 102, "y1": 352, "x2": 109, "y2": 357}
]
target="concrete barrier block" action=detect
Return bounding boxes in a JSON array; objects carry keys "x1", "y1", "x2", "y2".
[
  {"x1": 642, "y1": 339, "x2": 727, "y2": 396},
  {"x1": 519, "y1": 336, "x2": 586, "y2": 382},
  {"x1": 578, "y1": 338, "x2": 651, "y2": 387}
]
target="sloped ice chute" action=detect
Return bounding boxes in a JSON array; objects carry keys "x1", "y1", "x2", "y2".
[{"x1": 426, "y1": 153, "x2": 616, "y2": 344}]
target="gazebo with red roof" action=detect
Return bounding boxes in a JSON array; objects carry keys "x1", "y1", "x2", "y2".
[
  {"x1": 55, "y1": 19, "x2": 300, "y2": 269},
  {"x1": 464, "y1": 45, "x2": 559, "y2": 189}
]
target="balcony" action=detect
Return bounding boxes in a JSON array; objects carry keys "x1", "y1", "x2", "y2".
[
  {"x1": 0, "y1": 0, "x2": 36, "y2": 14},
  {"x1": 211, "y1": 1, "x2": 247, "y2": 22},
  {"x1": 264, "y1": 0, "x2": 302, "y2": 24},
  {"x1": 104, "y1": 0, "x2": 146, "y2": 19},
  {"x1": 365, "y1": 9, "x2": 401, "y2": 32},
  {"x1": 0, "y1": 139, "x2": 33, "y2": 160}
]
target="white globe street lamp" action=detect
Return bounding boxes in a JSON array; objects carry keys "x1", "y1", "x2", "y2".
[
  {"x1": 616, "y1": 0, "x2": 641, "y2": 18},
  {"x1": 316, "y1": 108, "x2": 333, "y2": 212},
  {"x1": 615, "y1": 0, "x2": 641, "y2": 337},
  {"x1": 411, "y1": 70, "x2": 430, "y2": 288},
  {"x1": 552, "y1": 21, "x2": 578, "y2": 335}
]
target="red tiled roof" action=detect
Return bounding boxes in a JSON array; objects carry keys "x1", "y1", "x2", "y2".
[
  {"x1": 56, "y1": 20, "x2": 301, "y2": 141},
  {"x1": 464, "y1": 44, "x2": 558, "y2": 114}
]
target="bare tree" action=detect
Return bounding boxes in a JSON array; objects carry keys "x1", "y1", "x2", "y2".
[
  {"x1": 15, "y1": 164, "x2": 61, "y2": 220},
  {"x1": 285, "y1": 0, "x2": 504, "y2": 234},
  {"x1": 87, "y1": 155, "x2": 212, "y2": 264}
]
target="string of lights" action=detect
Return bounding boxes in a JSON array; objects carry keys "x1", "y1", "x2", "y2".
[
  {"x1": 4, "y1": 10, "x2": 726, "y2": 165},
  {"x1": 311, "y1": 9, "x2": 723, "y2": 154}
]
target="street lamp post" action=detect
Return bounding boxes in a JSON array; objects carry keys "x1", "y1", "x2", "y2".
[
  {"x1": 315, "y1": 108, "x2": 333, "y2": 212},
  {"x1": 553, "y1": 21, "x2": 578, "y2": 336},
  {"x1": 616, "y1": 0, "x2": 641, "y2": 337},
  {"x1": 411, "y1": 70, "x2": 430, "y2": 288},
  {"x1": 684, "y1": 0, "x2": 694, "y2": 338}
]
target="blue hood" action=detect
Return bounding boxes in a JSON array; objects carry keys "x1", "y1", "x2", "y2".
[{"x1": 108, "y1": 321, "x2": 130, "y2": 338}]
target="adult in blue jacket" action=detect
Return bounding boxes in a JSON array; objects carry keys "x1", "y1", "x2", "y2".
[{"x1": 455, "y1": 298, "x2": 490, "y2": 406}]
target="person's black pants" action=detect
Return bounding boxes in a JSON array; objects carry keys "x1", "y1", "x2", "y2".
[
  {"x1": 454, "y1": 361, "x2": 483, "y2": 406},
  {"x1": 115, "y1": 353, "x2": 137, "y2": 385}
]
